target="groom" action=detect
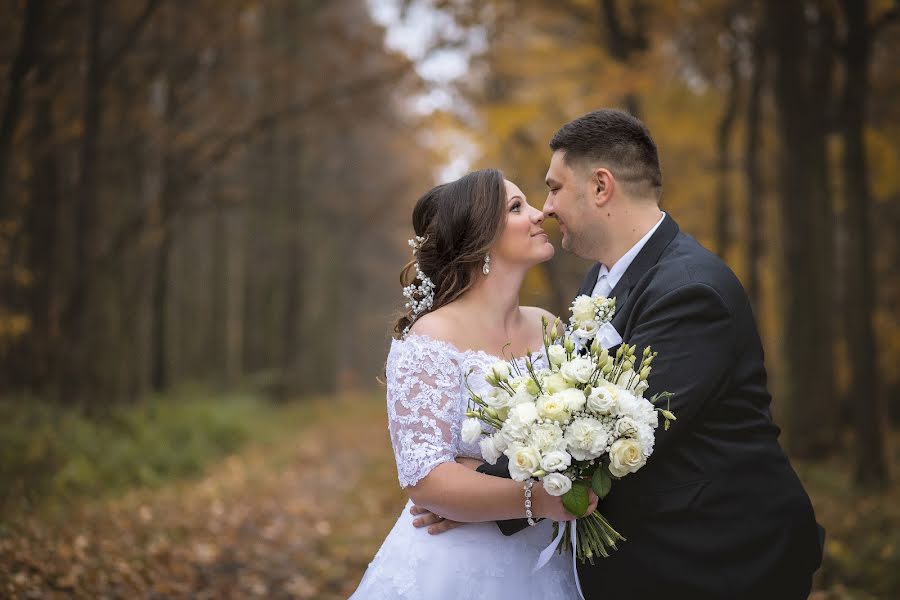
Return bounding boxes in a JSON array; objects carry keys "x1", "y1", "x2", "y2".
[{"x1": 412, "y1": 109, "x2": 824, "y2": 598}]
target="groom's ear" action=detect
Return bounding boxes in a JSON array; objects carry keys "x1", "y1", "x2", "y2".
[{"x1": 592, "y1": 168, "x2": 615, "y2": 206}]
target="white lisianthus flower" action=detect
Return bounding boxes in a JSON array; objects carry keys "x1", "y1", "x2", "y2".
[
  {"x1": 483, "y1": 387, "x2": 512, "y2": 410},
  {"x1": 479, "y1": 435, "x2": 504, "y2": 465},
  {"x1": 509, "y1": 401, "x2": 539, "y2": 426},
  {"x1": 491, "y1": 361, "x2": 511, "y2": 381},
  {"x1": 542, "y1": 473, "x2": 573, "y2": 497},
  {"x1": 548, "y1": 344, "x2": 567, "y2": 368},
  {"x1": 608, "y1": 438, "x2": 647, "y2": 477},
  {"x1": 571, "y1": 295, "x2": 597, "y2": 324},
  {"x1": 634, "y1": 379, "x2": 650, "y2": 398},
  {"x1": 461, "y1": 418, "x2": 483, "y2": 444},
  {"x1": 565, "y1": 417, "x2": 609, "y2": 461},
  {"x1": 508, "y1": 385, "x2": 536, "y2": 407},
  {"x1": 528, "y1": 422, "x2": 566, "y2": 453},
  {"x1": 560, "y1": 357, "x2": 595, "y2": 384},
  {"x1": 543, "y1": 372, "x2": 571, "y2": 394},
  {"x1": 507, "y1": 375, "x2": 528, "y2": 392},
  {"x1": 555, "y1": 388, "x2": 587, "y2": 413},
  {"x1": 616, "y1": 369, "x2": 637, "y2": 389},
  {"x1": 540, "y1": 450, "x2": 572, "y2": 473},
  {"x1": 573, "y1": 320, "x2": 600, "y2": 339},
  {"x1": 586, "y1": 385, "x2": 617, "y2": 415},
  {"x1": 507, "y1": 445, "x2": 542, "y2": 481},
  {"x1": 536, "y1": 394, "x2": 570, "y2": 424},
  {"x1": 614, "y1": 416, "x2": 639, "y2": 439}
]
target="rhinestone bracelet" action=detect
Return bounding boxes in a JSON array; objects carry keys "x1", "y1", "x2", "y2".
[{"x1": 524, "y1": 479, "x2": 536, "y2": 526}]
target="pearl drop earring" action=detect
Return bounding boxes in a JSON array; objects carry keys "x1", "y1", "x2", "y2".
[{"x1": 482, "y1": 254, "x2": 491, "y2": 275}]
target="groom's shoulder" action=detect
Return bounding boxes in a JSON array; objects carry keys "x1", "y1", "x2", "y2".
[{"x1": 652, "y1": 231, "x2": 747, "y2": 306}]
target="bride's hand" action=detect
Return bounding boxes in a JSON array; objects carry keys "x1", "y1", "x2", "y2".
[
  {"x1": 534, "y1": 483, "x2": 599, "y2": 522},
  {"x1": 410, "y1": 504, "x2": 462, "y2": 535}
]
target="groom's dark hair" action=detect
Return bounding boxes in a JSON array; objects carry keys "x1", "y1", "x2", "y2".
[{"x1": 550, "y1": 109, "x2": 662, "y2": 200}]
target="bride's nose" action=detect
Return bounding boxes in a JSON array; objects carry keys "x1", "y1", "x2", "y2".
[{"x1": 530, "y1": 206, "x2": 544, "y2": 224}]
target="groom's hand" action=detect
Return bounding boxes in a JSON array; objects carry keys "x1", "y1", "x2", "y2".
[
  {"x1": 409, "y1": 457, "x2": 480, "y2": 535},
  {"x1": 410, "y1": 505, "x2": 462, "y2": 535}
]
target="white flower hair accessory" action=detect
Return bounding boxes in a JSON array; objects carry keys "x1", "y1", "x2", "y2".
[{"x1": 402, "y1": 235, "x2": 436, "y2": 337}]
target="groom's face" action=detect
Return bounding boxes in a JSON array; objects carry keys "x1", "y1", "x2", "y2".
[{"x1": 543, "y1": 151, "x2": 595, "y2": 257}]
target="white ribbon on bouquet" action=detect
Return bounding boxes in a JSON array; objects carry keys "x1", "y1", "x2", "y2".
[{"x1": 533, "y1": 520, "x2": 586, "y2": 600}]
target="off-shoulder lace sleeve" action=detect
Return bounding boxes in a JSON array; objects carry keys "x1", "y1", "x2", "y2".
[{"x1": 385, "y1": 336, "x2": 463, "y2": 488}]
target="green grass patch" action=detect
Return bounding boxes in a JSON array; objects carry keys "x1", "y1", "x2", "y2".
[{"x1": 0, "y1": 384, "x2": 325, "y2": 520}]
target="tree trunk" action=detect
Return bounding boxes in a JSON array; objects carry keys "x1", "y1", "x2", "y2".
[
  {"x1": 743, "y1": 19, "x2": 766, "y2": 313},
  {"x1": 714, "y1": 22, "x2": 740, "y2": 261},
  {"x1": 62, "y1": 0, "x2": 104, "y2": 404},
  {"x1": 0, "y1": 0, "x2": 45, "y2": 210},
  {"x1": 598, "y1": 0, "x2": 647, "y2": 118},
  {"x1": 765, "y1": 0, "x2": 835, "y2": 457},
  {"x1": 840, "y1": 0, "x2": 888, "y2": 487},
  {"x1": 22, "y1": 56, "x2": 60, "y2": 389}
]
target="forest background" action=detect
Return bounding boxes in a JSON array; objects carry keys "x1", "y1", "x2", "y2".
[{"x1": 0, "y1": 0, "x2": 898, "y2": 598}]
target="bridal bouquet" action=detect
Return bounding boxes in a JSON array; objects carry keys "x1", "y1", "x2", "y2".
[{"x1": 462, "y1": 295, "x2": 676, "y2": 564}]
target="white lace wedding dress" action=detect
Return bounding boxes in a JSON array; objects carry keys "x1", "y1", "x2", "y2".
[{"x1": 350, "y1": 333, "x2": 580, "y2": 600}]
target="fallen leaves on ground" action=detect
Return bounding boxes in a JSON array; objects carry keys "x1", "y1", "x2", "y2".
[{"x1": 0, "y1": 396, "x2": 896, "y2": 599}]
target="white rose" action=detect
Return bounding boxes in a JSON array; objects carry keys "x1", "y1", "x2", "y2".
[
  {"x1": 483, "y1": 387, "x2": 512, "y2": 410},
  {"x1": 564, "y1": 417, "x2": 609, "y2": 461},
  {"x1": 507, "y1": 445, "x2": 542, "y2": 481},
  {"x1": 528, "y1": 422, "x2": 566, "y2": 453},
  {"x1": 461, "y1": 418, "x2": 483, "y2": 444},
  {"x1": 547, "y1": 344, "x2": 567, "y2": 368},
  {"x1": 490, "y1": 361, "x2": 511, "y2": 381},
  {"x1": 614, "y1": 416, "x2": 639, "y2": 439},
  {"x1": 586, "y1": 385, "x2": 617, "y2": 415},
  {"x1": 536, "y1": 394, "x2": 570, "y2": 424},
  {"x1": 479, "y1": 435, "x2": 504, "y2": 464},
  {"x1": 543, "y1": 372, "x2": 571, "y2": 394},
  {"x1": 540, "y1": 450, "x2": 572, "y2": 473},
  {"x1": 542, "y1": 473, "x2": 573, "y2": 497},
  {"x1": 560, "y1": 357, "x2": 595, "y2": 385},
  {"x1": 571, "y1": 295, "x2": 596, "y2": 324},
  {"x1": 608, "y1": 438, "x2": 647, "y2": 477},
  {"x1": 555, "y1": 388, "x2": 586, "y2": 413}
]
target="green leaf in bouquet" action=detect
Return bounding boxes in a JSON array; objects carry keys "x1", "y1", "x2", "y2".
[
  {"x1": 592, "y1": 466, "x2": 612, "y2": 499},
  {"x1": 562, "y1": 480, "x2": 590, "y2": 517}
]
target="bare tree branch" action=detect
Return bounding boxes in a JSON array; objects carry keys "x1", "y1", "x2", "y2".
[{"x1": 99, "y1": 0, "x2": 163, "y2": 84}]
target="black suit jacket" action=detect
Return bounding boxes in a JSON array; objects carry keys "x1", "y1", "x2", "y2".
[{"x1": 478, "y1": 215, "x2": 823, "y2": 599}]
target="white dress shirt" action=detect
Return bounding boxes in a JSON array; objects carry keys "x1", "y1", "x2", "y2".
[{"x1": 591, "y1": 212, "x2": 666, "y2": 298}]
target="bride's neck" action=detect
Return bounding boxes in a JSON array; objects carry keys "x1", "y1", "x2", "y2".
[{"x1": 454, "y1": 266, "x2": 525, "y2": 334}]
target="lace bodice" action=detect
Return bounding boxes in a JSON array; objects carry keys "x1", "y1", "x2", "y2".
[{"x1": 386, "y1": 333, "x2": 535, "y2": 488}]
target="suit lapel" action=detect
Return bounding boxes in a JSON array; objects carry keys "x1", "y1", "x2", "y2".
[{"x1": 576, "y1": 263, "x2": 603, "y2": 298}]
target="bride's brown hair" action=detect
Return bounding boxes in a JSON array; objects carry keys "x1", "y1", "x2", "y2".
[{"x1": 394, "y1": 169, "x2": 507, "y2": 337}]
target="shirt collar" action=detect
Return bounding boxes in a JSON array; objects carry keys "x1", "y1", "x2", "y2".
[{"x1": 597, "y1": 212, "x2": 666, "y2": 290}]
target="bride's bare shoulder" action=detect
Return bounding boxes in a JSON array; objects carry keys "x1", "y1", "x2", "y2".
[{"x1": 407, "y1": 306, "x2": 466, "y2": 342}]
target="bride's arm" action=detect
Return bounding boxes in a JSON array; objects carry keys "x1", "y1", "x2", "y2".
[
  {"x1": 404, "y1": 461, "x2": 578, "y2": 523},
  {"x1": 387, "y1": 336, "x2": 588, "y2": 526}
]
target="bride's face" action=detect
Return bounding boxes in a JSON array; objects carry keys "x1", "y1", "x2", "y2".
[{"x1": 490, "y1": 180, "x2": 555, "y2": 269}]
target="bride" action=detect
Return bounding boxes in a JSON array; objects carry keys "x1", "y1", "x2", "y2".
[{"x1": 350, "y1": 169, "x2": 592, "y2": 599}]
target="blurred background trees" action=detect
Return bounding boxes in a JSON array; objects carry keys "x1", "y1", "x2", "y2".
[
  {"x1": 1, "y1": 0, "x2": 899, "y2": 596},
  {"x1": 0, "y1": 0, "x2": 897, "y2": 484}
]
